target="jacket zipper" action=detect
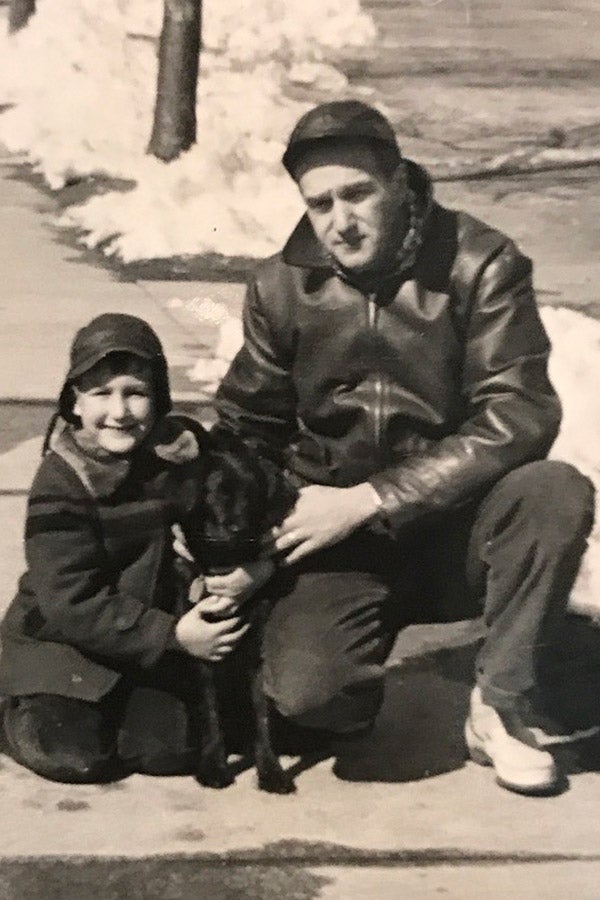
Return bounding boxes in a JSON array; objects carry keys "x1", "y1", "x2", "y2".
[{"x1": 367, "y1": 293, "x2": 384, "y2": 464}]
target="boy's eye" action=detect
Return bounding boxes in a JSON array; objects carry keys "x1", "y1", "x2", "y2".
[
  {"x1": 86, "y1": 386, "x2": 150, "y2": 397},
  {"x1": 126, "y1": 387, "x2": 150, "y2": 397}
]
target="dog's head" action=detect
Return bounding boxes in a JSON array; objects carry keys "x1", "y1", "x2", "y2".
[{"x1": 181, "y1": 429, "x2": 297, "y2": 573}]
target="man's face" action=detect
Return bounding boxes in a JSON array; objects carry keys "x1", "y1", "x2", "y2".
[{"x1": 296, "y1": 143, "x2": 406, "y2": 274}]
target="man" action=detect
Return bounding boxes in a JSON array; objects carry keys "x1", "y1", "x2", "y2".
[{"x1": 214, "y1": 100, "x2": 596, "y2": 795}]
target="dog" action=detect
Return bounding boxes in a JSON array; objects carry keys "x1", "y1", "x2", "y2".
[{"x1": 167, "y1": 421, "x2": 298, "y2": 793}]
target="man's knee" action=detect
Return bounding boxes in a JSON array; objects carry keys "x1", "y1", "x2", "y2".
[
  {"x1": 493, "y1": 460, "x2": 595, "y2": 544},
  {"x1": 265, "y1": 658, "x2": 384, "y2": 733}
]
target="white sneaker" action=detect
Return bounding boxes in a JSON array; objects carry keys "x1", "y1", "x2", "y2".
[
  {"x1": 465, "y1": 687, "x2": 559, "y2": 795},
  {"x1": 523, "y1": 721, "x2": 600, "y2": 748}
]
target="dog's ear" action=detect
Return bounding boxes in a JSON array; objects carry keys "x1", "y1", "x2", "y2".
[{"x1": 151, "y1": 415, "x2": 213, "y2": 465}]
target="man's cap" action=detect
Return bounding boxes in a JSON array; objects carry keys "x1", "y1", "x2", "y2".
[
  {"x1": 282, "y1": 100, "x2": 401, "y2": 177},
  {"x1": 58, "y1": 313, "x2": 171, "y2": 422}
]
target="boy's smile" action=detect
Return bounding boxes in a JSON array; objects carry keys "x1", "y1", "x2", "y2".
[{"x1": 73, "y1": 363, "x2": 156, "y2": 456}]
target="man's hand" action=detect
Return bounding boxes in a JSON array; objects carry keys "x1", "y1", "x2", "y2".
[
  {"x1": 174, "y1": 603, "x2": 250, "y2": 662},
  {"x1": 263, "y1": 483, "x2": 381, "y2": 565}
]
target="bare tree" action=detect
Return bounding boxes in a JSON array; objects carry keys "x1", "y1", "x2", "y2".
[
  {"x1": 147, "y1": 0, "x2": 202, "y2": 162},
  {"x1": 8, "y1": 0, "x2": 36, "y2": 33}
]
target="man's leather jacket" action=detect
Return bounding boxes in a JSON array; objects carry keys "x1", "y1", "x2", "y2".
[{"x1": 214, "y1": 162, "x2": 561, "y2": 529}]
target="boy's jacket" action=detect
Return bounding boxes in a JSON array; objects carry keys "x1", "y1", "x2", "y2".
[{"x1": 0, "y1": 418, "x2": 292, "y2": 702}]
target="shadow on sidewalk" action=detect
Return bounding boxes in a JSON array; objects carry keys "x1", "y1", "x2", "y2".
[
  {"x1": 0, "y1": 402, "x2": 51, "y2": 454},
  {"x1": 0, "y1": 855, "x2": 332, "y2": 900},
  {"x1": 332, "y1": 640, "x2": 600, "y2": 786},
  {"x1": 332, "y1": 644, "x2": 477, "y2": 784},
  {"x1": 2, "y1": 640, "x2": 600, "y2": 789}
]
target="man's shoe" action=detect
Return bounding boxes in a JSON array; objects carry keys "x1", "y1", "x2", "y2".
[
  {"x1": 465, "y1": 687, "x2": 559, "y2": 795},
  {"x1": 520, "y1": 714, "x2": 600, "y2": 748}
]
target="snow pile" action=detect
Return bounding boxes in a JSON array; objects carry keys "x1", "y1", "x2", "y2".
[
  {"x1": 180, "y1": 295, "x2": 244, "y2": 387},
  {"x1": 542, "y1": 307, "x2": 600, "y2": 617},
  {"x1": 0, "y1": 0, "x2": 154, "y2": 189},
  {"x1": 58, "y1": 65, "x2": 308, "y2": 259},
  {"x1": 0, "y1": 0, "x2": 376, "y2": 258},
  {"x1": 202, "y1": 0, "x2": 376, "y2": 66}
]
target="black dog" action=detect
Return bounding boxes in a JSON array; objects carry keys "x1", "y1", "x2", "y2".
[{"x1": 172, "y1": 423, "x2": 298, "y2": 793}]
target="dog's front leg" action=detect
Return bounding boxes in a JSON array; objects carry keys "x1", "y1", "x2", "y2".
[
  {"x1": 195, "y1": 660, "x2": 234, "y2": 789},
  {"x1": 253, "y1": 667, "x2": 296, "y2": 794}
]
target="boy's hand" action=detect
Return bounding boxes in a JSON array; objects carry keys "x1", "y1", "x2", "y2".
[
  {"x1": 175, "y1": 605, "x2": 250, "y2": 662},
  {"x1": 205, "y1": 559, "x2": 275, "y2": 606},
  {"x1": 196, "y1": 593, "x2": 240, "y2": 618},
  {"x1": 188, "y1": 575, "x2": 206, "y2": 605}
]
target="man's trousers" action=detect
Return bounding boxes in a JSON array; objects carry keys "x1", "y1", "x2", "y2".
[{"x1": 262, "y1": 461, "x2": 597, "y2": 734}]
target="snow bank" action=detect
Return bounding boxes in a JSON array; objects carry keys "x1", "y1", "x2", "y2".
[
  {"x1": 0, "y1": 0, "x2": 376, "y2": 258},
  {"x1": 0, "y1": 1, "x2": 154, "y2": 188},
  {"x1": 57, "y1": 64, "x2": 308, "y2": 259},
  {"x1": 542, "y1": 307, "x2": 600, "y2": 617}
]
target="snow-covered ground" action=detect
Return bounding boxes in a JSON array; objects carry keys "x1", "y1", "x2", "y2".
[
  {"x1": 543, "y1": 307, "x2": 600, "y2": 616},
  {"x1": 2, "y1": 1, "x2": 599, "y2": 261},
  {"x1": 0, "y1": 0, "x2": 376, "y2": 260}
]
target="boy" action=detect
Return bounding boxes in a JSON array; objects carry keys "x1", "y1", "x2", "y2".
[{"x1": 0, "y1": 313, "x2": 272, "y2": 782}]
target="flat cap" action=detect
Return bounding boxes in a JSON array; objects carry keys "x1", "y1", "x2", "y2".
[{"x1": 282, "y1": 100, "x2": 401, "y2": 176}]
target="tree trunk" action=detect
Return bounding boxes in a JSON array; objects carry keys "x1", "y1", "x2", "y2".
[
  {"x1": 147, "y1": 0, "x2": 202, "y2": 162},
  {"x1": 8, "y1": 0, "x2": 36, "y2": 33}
]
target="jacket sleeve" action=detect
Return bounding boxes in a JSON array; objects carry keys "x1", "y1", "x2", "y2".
[
  {"x1": 369, "y1": 243, "x2": 562, "y2": 526},
  {"x1": 24, "y1": 460, "x2": 176, "y2": 668},
  {"x1": 213, "y1": 276, "x2": 297, "y2": 449}
]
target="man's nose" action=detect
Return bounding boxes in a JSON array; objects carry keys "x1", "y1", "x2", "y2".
[{"x1": 331, "y1": 200, "x2": 354, "y2": 233}]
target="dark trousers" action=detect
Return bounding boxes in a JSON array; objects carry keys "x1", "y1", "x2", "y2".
[
  {"x1": 2, "y1": 655, "x2": 202, "y2": 783},
  {"x1": 262, "y1": 461, "x2": 597, "y2": 733}
]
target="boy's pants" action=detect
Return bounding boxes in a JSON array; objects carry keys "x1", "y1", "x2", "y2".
[
  {"x1": 2, "y1": 655, "x2": 202, "y2": 783},
  {"x1": 262, "y1": 460, "x2": 599, "y2": 734}
]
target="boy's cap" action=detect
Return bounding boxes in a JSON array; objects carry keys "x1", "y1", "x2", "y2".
[
  {"x1": 282, "y1": 100, "x2": 401, "y2": 177},
  {"x1": 66, "y1": 313, "x2": 166, "y2": 381}
]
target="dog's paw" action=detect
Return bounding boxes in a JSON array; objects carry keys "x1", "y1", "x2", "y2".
[
  {"x1": 196, "y1": 762, "x2": 234, "y2": 789},
  {"x1": 257, "y1": 766, "x2": 297, "y2": 795}
]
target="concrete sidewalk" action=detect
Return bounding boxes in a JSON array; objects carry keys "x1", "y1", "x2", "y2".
[
  {"x1": 3, "y1": 147, "x2": 600, "y2": 897},
  {"x1": 0, "y1": 151, "x2": 245, "y2": 405}
]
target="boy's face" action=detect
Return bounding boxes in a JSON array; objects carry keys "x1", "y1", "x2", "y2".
[{"x1": 73, "y1": 357, "x2": 156, "y2": 456}]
